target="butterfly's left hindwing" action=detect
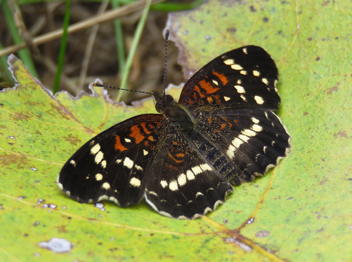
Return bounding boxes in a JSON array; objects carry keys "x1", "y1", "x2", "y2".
[
  {"x1": 58, "y1": 114, "x2": 163, "y2": 206},
  {"x1": 194, "y1": 107, "x2": 290, "y2": 185}
]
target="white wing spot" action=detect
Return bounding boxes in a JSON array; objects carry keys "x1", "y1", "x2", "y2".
[
  {"x1": 263, "y1": 146, "x2": 267, "y2": 153},
  {"x1": 253, "y1": 70, "x2": 260, "y2": 77},
  {"x1": 243, "y1": 48, "x2": 248, "y2": 54},
  {"x1": 242, "y1": 129, "x2": 257, "y2": 137},
  {"x1": 240, "y1": 70, "x2": 247, "y2": 75},
  {"x1": 251, "y1": 117, "x2": 260, "y2": 124},
  {"x1": 143, "y1": 149, "x2": 149, "y2": 156},
  {"x1": 186, "y1": 170, "x2": 195, "y2": 180},
  {"x1": 101, "y1": 160, "x2": 107, "y2": 168},
  {"x1": 200, "y1": 163, "x2": 212, "y2": 171},
  {"x1": 255, "y1": 154, "x2": 261, "y2": 162},
  {"x1": 192, "y1": 166, "x2": 202, "y2": 175},
  {"x1": 262, "y1": 78, "x2": 269, "y2": 85},
  {"x1": 239, "y1": 134, "x2": 250, "y2": 142},
  {"x1": 135, "y1": 164, "x2": 143, "y2": 171},
  {"x1": 178, "y1": 174, "x2": 187, "y2": 186},
  {"x1": 224, "y1": 58, "x2": 235, "y2": 65},
  {"x1": 224, "y1": 96, "x2": 231, "y2": 101},
  {"x1": 192, "y1": 166, "x2": 203, "y2": 175},
  {"x1": 274, "y1": 79, "x2": 278, "y2": 87},
  {"x1": 116, "y1": 159, "x2": 122, "y2": 164},
  {"x1": 251, "y1": 124, "x2": 263, "y2": 132},
  {"x1": 70, "y1": 160, "x2": 76, "y2": 166},
  {"x1": 226, "y1": 144, "x2": 236, "y2": 159},
  {"x1": 130, "y1": 177, "x2": 141, "y2": 187},
  {"x1": 102, "y1": 182, "x2": 110, "y2": 190},
  {"x1": 212, "y1": 79, "x2": 219, "y2": 86},
  {"x1": 237, "y1": 79, "x2": 242, "y2": 84},
  {"x1": 264, "y1": 112, "x2": 269, "y2": 119},
  {"x1": 169, "y1": 180, "x2": 178, "y2": 191},
  {"x1": 160, "y1": 180, "x2": 168, "y2": 188},
  {"x1": 123, "y1": 157, "x2": 134, "y2": 169},
  {"x1": 234, "y1": 85, "x2": 245, "y2": 94},
  {"x1": 95, "y1": 173, "x2": 103, "y2": 181},
  {"x1": 196, "y1": 192, "x2": 204, "y2": 197},
  {"x1": 148, "y1": 191, "x2": 158, "y2": 196},
  {"x1": 231, "y1": 64, "x2": 243, "y2": 70},
  {"x1": 95, "y1": 151, "x2": 104, "y2": 164},
  {"x1": 240, "y1": 95, "x2": 247, "y2": 102},
  {"x1": 125, "y1": 138, "x2": 131, "y2": 143},
  {"x1": 254, "y1": 95, "x2": 265, "y2": 105},
  {"x1": 90, "y1": 144, "x2": 101, "y2": 154},
  {"x1": 232, "y1": 137, "x2": 243, "y2": 148}
]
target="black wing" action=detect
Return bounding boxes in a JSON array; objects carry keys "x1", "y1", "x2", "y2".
[
  {"x1": 194, "y1": 108, "x2": 290, "y2": 185},
  {"x1": 58, "y1": 114, "x2": 163, "y2": 206},
  {"x1": 179, "y1": 45, "x2": 280, "y2": 110},
  {"x1": 144, "y1": 122, "x2": 233, "y2": 219}
]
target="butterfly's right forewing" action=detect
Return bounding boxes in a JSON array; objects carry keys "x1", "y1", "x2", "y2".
[{"x1": 58, "y1": 114, "x2": 163, "y2": 206}]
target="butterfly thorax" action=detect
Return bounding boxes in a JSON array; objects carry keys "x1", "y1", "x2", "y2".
[{"x1": 153, "y1": 90, "x2": 195, "y2": 133}]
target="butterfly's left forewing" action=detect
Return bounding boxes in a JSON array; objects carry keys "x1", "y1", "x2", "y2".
[{"x1": 58, "y1": 114, "x2": 163, "y2": 206}]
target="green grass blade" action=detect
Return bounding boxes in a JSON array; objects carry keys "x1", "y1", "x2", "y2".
[
  {"x1": 112, "y1": 0, "x2": 126, "y2": 74},
  {"x1": 151, "y1": 0, "x2": 205, "y2": 11},
  {"x1": 116, "y1": 0, "x2": 152, "y2": 101},
  {"x1": 52, "y1": 0, "x2": 71, "y2": 94},
  {"x1": 1, "y1": 0, "x2": 38, "y2": 78}
]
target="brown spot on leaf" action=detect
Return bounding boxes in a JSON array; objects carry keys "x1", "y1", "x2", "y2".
[
  {"x1": 334, "y1": 131, "x2": 347, "y2": 138},
  {"x1": 55, "y1": 225, "x2": 68, "y2": 233},
  {"x1": 12, "y1": 113, "x2": 30, "y2": 122},
  {"x1": 0, "y1": 154, "x2": 29, "y2": 168},
  {"x1": 256, "y1": 230, "x2": 270, "y2": 238},
  {"x1": 320, "y1": 178, "x2": 328, "y2": 185},
  {"x1": 227, "y1": 28, "x2": 236, "y2": 33},
  {"x1": 250, "y1": 5, "x2": 257, "y2": 12},
  {"x1": 63, "y1": 134, "x2": 82, "y2": 146},
  {"x1": 327, "y1": 83, "x2": 339, "y2": 94}
]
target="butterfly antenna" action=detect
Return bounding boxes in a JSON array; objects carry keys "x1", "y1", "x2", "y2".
[
  {"x1": 92, "y1": 83, "x2": 153, "y2": 95},
  {"x1": 163, "y1": 29, "x2": 170, "y2": 99}
]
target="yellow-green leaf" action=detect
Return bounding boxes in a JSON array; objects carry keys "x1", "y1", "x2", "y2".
[{"x1": 1, "y1": 0, "x2": 351, "y2": 261}]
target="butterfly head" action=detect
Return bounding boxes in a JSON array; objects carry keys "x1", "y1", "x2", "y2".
[{"x1": 153, "y1": 90, "x2": 174, "y2": 114}]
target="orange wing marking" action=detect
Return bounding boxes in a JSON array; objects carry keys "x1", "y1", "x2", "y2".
[
  {"x1": 129, "y1": 125, "x2": 144, "y2": 144},
  {"x1": 140, "y1": 122, "x2": 154, "y2": 135},
  {"x1": 212, "y1": 71, "x2": 228, "y2": 85},
  {"x1": 199, "y1": 79, "x2": 220, "y2": 94},
  {"x1": 114, "y1": 135, "x2": 127, "y2": 152},
  {"x1": 168, "y1": 152, "x2": 185, "y2": 164}
]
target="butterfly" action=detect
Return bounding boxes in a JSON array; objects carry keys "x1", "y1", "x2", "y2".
[{"x1": 58, "y1": 45, "x2": 290, "y2": 219}]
